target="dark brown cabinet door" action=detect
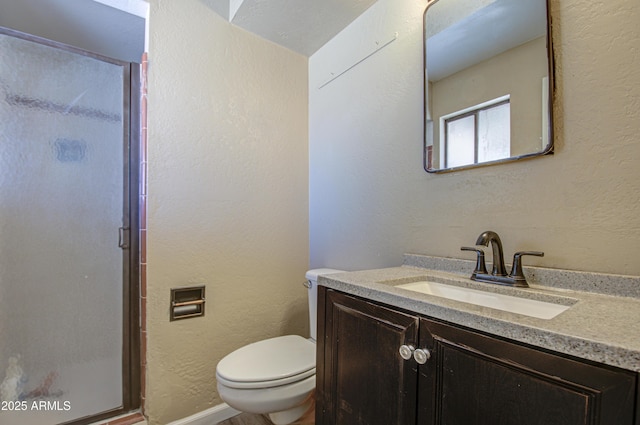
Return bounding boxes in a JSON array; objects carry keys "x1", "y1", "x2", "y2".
[
  {"x1": 317, "y1": 289, "x2": 638, "y2": 425},
  {"x1": 417, "y1": 318, "x2": 637, "y2": 425},
  {"x1": 316, "y1": 287, "x2": 419, "y2": 425}
]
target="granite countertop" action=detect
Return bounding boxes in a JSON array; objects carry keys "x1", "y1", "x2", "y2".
[{"x1": 318, "y1": 254, "x2": 640, "y2": 373}]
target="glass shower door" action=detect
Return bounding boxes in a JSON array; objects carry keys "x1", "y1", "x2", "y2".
[{"x1": 0, "y1": 29, "x2": 134, "y2": 424}]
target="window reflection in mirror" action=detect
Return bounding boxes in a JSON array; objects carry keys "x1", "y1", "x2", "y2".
[
  {"x1": 424, "y1": 0, "x2": 554, "y2": 173},
  {"x1": 444, "y1": 96, "x2": 510, "y2": 168}
]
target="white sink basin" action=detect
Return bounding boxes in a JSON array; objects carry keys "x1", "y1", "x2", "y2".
[{"x1": 396, "y1": 281, "x2": 571, "y2": 319}]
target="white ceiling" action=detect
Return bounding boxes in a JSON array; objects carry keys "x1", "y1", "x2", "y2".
[
  {"x1": 0, "y1": 0, "x2": 377, "y2": 60},
  {"x1": 200, "y1": 0, "x2": 379, "y2": 56},
  {"x1": 226, "y1": 0, "x2": 378, "y2": 56}
]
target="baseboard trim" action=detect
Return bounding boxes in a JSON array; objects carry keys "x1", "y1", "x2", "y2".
[{"x1": 167, "y1": 403, "x2": 241, "y2": 425}]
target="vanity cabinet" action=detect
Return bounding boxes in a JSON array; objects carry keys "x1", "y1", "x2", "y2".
[{"x1": 316, "y1": 287, "x2": 638, "y2": 425}]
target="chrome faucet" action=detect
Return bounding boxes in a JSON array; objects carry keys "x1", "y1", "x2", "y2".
[{"x1": 461, "y1": 230, "x2": 544, "y2": 288}]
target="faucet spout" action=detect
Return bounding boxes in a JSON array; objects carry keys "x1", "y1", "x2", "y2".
[
  {"x1": 462, "y1": 231, "x2": 543, "y2": 287},
  {"x1": 475, "y1": 231, "x2": 507, "y2": 276}
]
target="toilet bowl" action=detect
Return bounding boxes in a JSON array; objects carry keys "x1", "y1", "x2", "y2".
[{"x1": 215, "y1": 269, "x2": 343, "y2": 425}]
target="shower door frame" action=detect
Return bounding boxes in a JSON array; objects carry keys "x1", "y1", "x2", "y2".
[{"x1": 1, "y1": 26, "x2": 141, "y2": 425}]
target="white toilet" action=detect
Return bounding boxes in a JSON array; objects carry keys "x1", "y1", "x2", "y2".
[{"x1": 216, "y1": 269, "x2": 343, "y2": 425}]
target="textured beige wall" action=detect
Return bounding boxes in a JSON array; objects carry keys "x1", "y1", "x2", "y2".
[
  {"x1": 146, "y1": 1, "x2": 309, "y2": 423},
  {"x1": 309, "y1": 0, "x2": 639, "y2": 276}
]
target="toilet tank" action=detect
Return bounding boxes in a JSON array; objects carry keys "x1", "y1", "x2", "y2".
[{"x1": 305, "y1": 268, "x2": 344, "y2": 341}]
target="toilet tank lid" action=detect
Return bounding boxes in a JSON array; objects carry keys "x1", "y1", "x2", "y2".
[{"x1": 305, "y1": 268, "x2": 344, "y2": 281}]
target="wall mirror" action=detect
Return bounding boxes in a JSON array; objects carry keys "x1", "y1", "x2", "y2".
[{"x1": 424, "y1": 0, "x2": 554, "y2": 173}]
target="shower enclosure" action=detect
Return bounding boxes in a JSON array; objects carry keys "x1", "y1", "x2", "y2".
[{"x1": 0, "y1": 27, "x2": 140, "y2": 425}]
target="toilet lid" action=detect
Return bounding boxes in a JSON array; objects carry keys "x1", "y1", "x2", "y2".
[{"x1": 216, "y1": 335, "x2": 315, "y2": 388}]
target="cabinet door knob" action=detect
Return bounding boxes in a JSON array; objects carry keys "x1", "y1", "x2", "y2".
[
  {"x1": 399, "y1": 344, "x2": 415, "y2": 360},
  {"x1": 413, "y1": 348, "x2": 431, "y2": 365}
]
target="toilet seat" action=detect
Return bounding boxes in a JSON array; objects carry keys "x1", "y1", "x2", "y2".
[{"x1": 216, "y1": 335, "x2": 315, "y2": 390}]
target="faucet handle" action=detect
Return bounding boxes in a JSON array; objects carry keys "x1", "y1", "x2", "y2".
[
  {"x1": 509, "y1": 251, "x2": 544, "y2": 285},
  {"x1": 461, "y1": 247, "x2": 488, "y2": 277}
]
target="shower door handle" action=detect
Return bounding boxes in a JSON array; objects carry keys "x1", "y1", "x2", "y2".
[{"x1": 118, "y1": 226, "x2": 130, "y2": 249}]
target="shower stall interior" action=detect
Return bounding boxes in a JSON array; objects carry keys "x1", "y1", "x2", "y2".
[{"x1": 0, "y1": 27, "x2": 140, "y2": 425}]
